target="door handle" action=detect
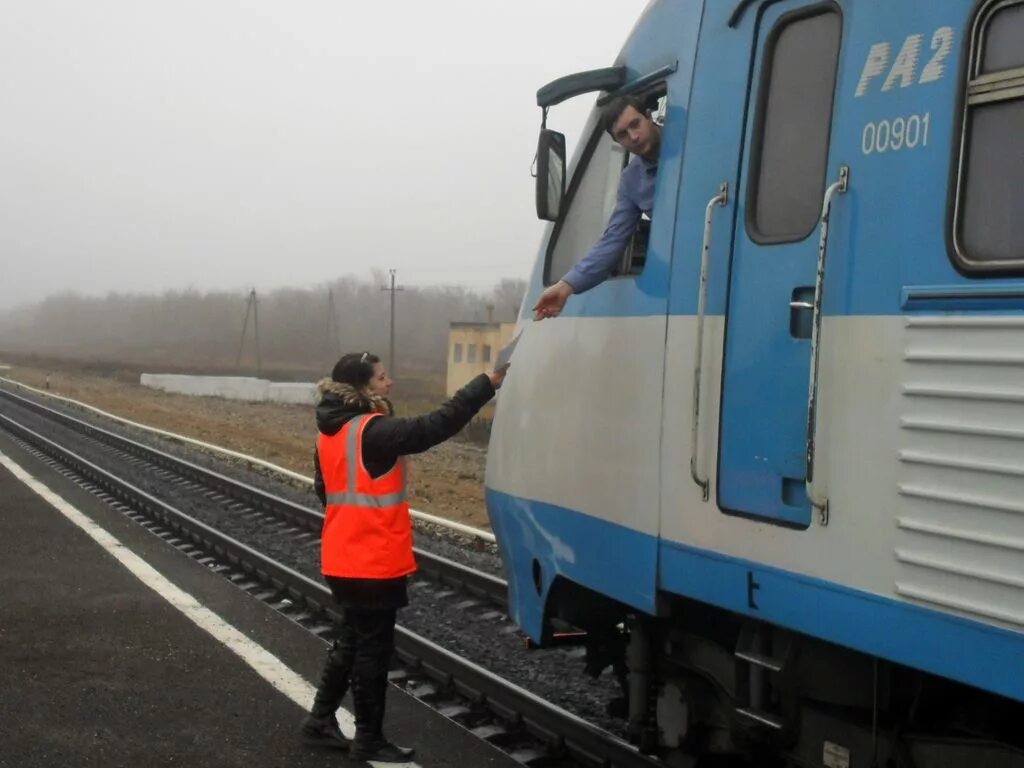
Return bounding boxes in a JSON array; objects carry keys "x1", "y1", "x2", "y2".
[
  {"x1": 690, "y1": 182, "x2": 728, "y2": 501},
  {"x1": 805, "y1": 165, "x2": 849, "y2": 525}
]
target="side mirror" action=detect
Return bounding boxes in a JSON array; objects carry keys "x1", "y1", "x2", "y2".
[{"x1": 535, "y1": 129, "x2": 566, "y2": 221}]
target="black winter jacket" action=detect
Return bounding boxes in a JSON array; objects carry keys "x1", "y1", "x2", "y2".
[{"x1": 312, "y1": 374, "x2": 495, "y2": 609}]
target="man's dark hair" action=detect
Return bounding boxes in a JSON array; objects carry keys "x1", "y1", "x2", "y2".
[
  {"x1": 331, "y1": 352, "x2": 381, "y2": 389},
  {"x1": 601, "y1": 95, "x2": 648, "y2": 136}
]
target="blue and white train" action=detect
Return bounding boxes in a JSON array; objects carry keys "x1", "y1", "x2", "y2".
[{"x1": 485, "y1": 1, "x2": 1024, "y2": 765}]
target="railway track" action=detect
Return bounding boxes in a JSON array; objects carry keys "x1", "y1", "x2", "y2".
[
  {"x1": 0, "y1": 387, "x2": 657, "y2": 768},
  {"x1": 0, "y1": 386, "x2": 507, "y2": 608}
]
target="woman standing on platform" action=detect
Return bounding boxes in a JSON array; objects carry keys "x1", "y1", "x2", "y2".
[{"x1": 300, "y1": 351, "x2": 507, "y2": 763}]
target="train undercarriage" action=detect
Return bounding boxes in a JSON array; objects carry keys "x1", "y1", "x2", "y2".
[{"x1": 543, "y1": 580, "x2": 1024, "y2": 768}]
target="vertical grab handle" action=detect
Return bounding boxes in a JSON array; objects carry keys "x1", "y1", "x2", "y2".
[
  {"x1": 690, "y1": 183, "x2": 728, "y2": 501},
  {"x1": 805, "y1": 165, "x2": 849, "y2": 526}
]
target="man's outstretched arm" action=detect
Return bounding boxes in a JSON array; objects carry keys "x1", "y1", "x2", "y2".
[{"x1": 533, "y1": 191, "x2": 640, "y2": 320}]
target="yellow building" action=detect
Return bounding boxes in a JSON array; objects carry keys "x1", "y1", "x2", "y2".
[{"x1": 446, "y1": 321, "x2": 516, "y2": 396}]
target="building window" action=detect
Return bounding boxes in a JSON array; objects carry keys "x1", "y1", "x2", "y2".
[
  {"x1": 453, "y1": 343, "x2": 463, "y2": 363},
  {"x1": 482, "y1": 345, "x2": 492, "y2": 363},
  {"x1": 467, "y1": 344, "x2": 477, "y2": 363},
  {"x1": 747, "y1": 7, "x2": 841, "y2": 243},
  {"x1": 953, "y1": 1, "x2": 1024, "y2": 270}
]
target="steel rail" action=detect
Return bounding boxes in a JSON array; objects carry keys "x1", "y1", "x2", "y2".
[
  {"x1": 0, "y1": 375, "x2": 497, "y2": 543},
  {"x1": 0, "y1": 410, "x2": 659, "y2": 768},
  {"x1": 0, "y1": 387, "x2": 507, "y2": 608}
]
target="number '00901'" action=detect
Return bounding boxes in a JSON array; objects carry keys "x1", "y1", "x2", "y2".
[{"x1": 861, "y1": 113, "x2": 930, "y2": 155}]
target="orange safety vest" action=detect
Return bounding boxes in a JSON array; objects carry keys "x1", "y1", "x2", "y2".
[{"x1": 317, "y1": 413, "x2": 416, "y2": 579}]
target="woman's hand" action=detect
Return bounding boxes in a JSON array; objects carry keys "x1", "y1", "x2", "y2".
[{"x1": 487, "y1": 364, "x2": 509, "y2": 390}]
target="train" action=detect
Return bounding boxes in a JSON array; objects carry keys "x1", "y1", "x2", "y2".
[{"x1": 484, "y1": 1, "x2": 1024, "y2": 766}]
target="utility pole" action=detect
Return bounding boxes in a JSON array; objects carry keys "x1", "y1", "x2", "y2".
[
  {"x1": 235, "y1": 288, "x2": 263, "y2": 376},
  {"x1": 252, "y1": 289, "x2": 262, "y2": 377},
  {"x1": 326, "y1": 287, "x2": 341, "y2": 357},
  {"x1": 379, "y1": 269, "x2": 403, "y2": 376}
]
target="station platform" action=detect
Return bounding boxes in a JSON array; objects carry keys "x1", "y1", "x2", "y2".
[{"x1": 0, "y1": 428, "x2": 517, "y2": 768}]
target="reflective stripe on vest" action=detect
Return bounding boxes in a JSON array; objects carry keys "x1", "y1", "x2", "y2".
[
  {"x1": 322, "y1": 415, "x2": 407, "y2": 507},
  {"x1": 323, "y1": 490, "x2": 406, "y2": 507},
  {"x1": 318, "y1": 413, "x2": 415, "y2": 579}
]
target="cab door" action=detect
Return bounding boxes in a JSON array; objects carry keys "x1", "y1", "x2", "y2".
[{"x1": 717, "y1": 2, "x2": 846, "y2": 527}]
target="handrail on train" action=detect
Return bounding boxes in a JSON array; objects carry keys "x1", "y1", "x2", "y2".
[
  {"x1": 805, "y1": 165, "x2": 850, "y2": 526},
  {"x1": 689, "y1": 183, "x2": 729, "y2": 502}
]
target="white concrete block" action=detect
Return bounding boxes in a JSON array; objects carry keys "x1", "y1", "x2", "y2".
[
  {"x1": 200, "y1": 376, "x2": 269, "y2": 401},
  {"x1": 140, "y1": 373, "x2": 316, "y2": 405},
  {"x1": 268, "y1": 382, "x2": 317, "y2": 405}
]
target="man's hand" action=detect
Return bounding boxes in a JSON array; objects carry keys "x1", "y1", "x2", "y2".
[
  {"x1": 487, "y1": 364, "x2": 510, "y2": 390},
  {"x1": 532, "y1": 280, "x2": 574, "y2": 321}
]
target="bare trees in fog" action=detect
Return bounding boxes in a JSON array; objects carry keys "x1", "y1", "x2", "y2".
[{"x1": 0, "y1": 275, "x2": 527, "y2": 377}]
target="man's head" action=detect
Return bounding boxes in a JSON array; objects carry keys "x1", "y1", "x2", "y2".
[{"x1": 602, "y1": 95, "x2": 661, "y2": 161}]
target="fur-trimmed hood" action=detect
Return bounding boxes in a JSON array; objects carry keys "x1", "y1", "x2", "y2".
[{"x1": 315, "y1": 378, "x2": 393, "y2": 436}]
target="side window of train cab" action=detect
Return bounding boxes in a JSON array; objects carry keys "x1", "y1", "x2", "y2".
[
  {"x1": 545, "y1": 93, "x2": 668, "y2": 284},
  {"x1": 952, "y1": 1, "x2": 1024, "y2": 270}
]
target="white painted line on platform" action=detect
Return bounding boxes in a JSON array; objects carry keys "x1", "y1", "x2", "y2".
[{"x1": 0, "y1": 448, "x2": 423, "y2": 767}]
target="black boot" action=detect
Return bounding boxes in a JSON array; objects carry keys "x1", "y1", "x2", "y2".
[
  {"x1": 350, "y1": 673, "x2": 415, "y2": 762},
  {"x1": 310, "y1": 630, "x2": 355, "y2": 716},
  {"x1": 350, "y1": 738, "x2": 415, "y2": 762},
  {"x1": 349, "y1": 609, "x2": 413, "y2": 762},
  {"x1": 299, "y1": 712, "x2": 349, "y2": 751},
  {"x1": 302, "y1": 622, "x2": 355, "y2": 750}
]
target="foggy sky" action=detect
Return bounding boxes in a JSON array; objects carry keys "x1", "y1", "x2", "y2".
[{"x1": 0, "y1": 1, "x2": 648, "y2": 310}]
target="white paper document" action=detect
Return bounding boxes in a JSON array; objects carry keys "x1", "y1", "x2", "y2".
[{"x1": 494, "y1": 331, "x2": 521, "y2": 370}]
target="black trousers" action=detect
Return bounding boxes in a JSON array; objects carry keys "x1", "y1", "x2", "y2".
[{"x1": 311, "y1": 607, "x2": 397, "y2": 743}]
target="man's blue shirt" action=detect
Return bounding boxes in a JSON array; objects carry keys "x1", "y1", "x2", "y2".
[{"x1": 561, "y1": 154, "x2": 657, "y2": 294}]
